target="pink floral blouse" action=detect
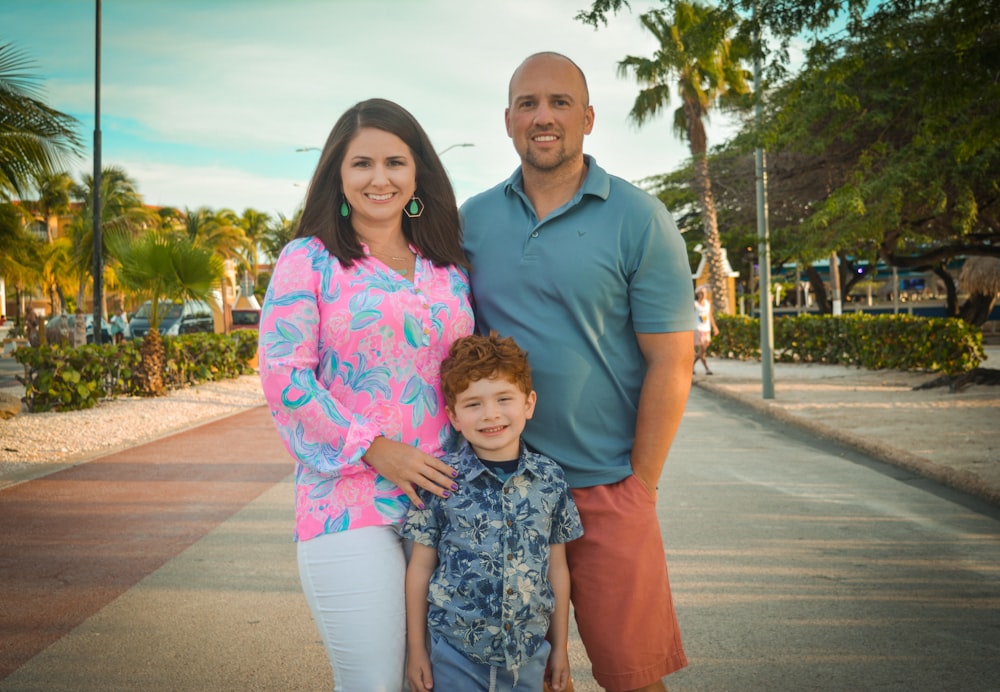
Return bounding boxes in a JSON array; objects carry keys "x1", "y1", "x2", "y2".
[{"x1": 258, "y1": 236, "x2": 473, "y2": 542}]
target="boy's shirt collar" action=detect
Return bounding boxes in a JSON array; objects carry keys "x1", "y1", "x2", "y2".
[{"x1": 453, "y1": 439, "x2": 549, "y2": 481}]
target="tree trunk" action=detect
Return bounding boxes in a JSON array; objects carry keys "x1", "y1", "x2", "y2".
[
  {"x1": 137, "y1": 330, "x2": 165, "y2": 396},
  {"x1": 959, "y1": 293, "x2": 997, "y2": 326},
  {"x1": 932, "y1": 263, "x2": 960, "y2": 317},
  {"x1": 688, "y1": 112, "x2": 730, "y2": 315},
  {"x1": 73, "y1": 309, "x2": 86, "y2": 346},
  {"x1": 805, "y1": 266, "x2": 831, "y2": 313}
]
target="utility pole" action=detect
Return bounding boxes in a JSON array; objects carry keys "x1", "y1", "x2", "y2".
[
  {"x1": 754, "y1": 1, "x2": 775, "y2": 399},
  {"x1": 91, "y1": 0, "x2": 103, "y2": 344}
]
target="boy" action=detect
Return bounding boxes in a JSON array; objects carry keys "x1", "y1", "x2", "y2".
[{"x1": 402, "y1": 333, "x2": 583, "y2": 692}]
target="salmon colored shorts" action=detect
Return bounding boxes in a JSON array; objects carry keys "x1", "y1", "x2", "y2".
[{"x1": 566, "y1": 475, "x2": 687, "y2": 691}]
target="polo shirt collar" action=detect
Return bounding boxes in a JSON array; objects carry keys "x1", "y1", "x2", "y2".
[{"x1": 503, "y1": 155, "x2": 611, "y2": 208}]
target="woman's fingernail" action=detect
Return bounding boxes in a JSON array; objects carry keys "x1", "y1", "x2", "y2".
[
  {"x1": 451, "y1": 469, "x2": 459, "y2": 478},
  {"x1": 417, "y1": 503, "x2": 425, "y2": 510},
  {"x1": 451, "y1": 483, "x2": 459, "y2": 491},
  {"x1": 442, "y1": 491, "x2": 450, "y2": 498}
]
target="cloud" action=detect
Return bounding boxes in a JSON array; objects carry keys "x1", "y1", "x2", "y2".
[{"x1": 6, "y1": 0, "x2": 743, "y2": 218}]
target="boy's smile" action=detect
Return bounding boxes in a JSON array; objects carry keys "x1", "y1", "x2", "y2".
[{"x1": 447, "y1": 376, "x2": 537, "y2": 461}]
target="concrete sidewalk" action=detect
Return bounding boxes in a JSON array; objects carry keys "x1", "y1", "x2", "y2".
[
  {"x1": 1, "y1": 352, "x2": 997, "y2": 690},
  {"x1": 693, "y1": 345, "x2": 1000, "y2": 506}
]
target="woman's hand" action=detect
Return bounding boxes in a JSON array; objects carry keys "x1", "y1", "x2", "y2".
[{"x1": 364, "y1": 437, "x2": 458, "y2": 508}]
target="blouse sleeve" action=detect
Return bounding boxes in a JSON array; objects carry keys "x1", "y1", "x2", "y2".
[{"x1": 258, "y1": 239, "x2": 380, "y2": 477}]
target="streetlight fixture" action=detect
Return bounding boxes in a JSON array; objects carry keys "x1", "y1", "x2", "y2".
[
  {"x1": 295, "y1": 147, "x2": 319, "y2": 152},
  {"x1": 438, "y1": 143, "x2": 474, "y2": 156}
]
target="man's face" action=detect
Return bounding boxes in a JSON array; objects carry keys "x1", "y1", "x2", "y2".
[{"x1": 505, "y1": 55, "x2": 594, "y2": 175}]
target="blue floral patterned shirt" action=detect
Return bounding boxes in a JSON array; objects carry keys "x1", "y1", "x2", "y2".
[{"x1": 401, "y1": 441, "x2": 583, "y2": 672}]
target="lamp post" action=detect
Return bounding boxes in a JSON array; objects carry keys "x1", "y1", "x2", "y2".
[
  {"x1": 437, "y1": 143, "x2": 474, "y2": 156},
  {"x1": 92, "y1": 0, "x2": 103, "y2": 345},
  {"x1": 754, "y1": 0, "x2": 775, "y2": 399}
]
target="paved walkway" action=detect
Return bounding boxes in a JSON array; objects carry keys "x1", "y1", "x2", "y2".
[
  {"x1": 1, "y1": 352, "x2": 998, "y2": 690},
  {"x1": 694, "y1": 345, "x2": 1000, "y2": 506}
]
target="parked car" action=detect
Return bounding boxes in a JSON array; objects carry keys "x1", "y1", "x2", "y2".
[
  {"x1": 129, "y1": 299, "x2": 215, "y2": 339},
  {"x1": 44, "y1": 313, "x2": 113, "y2": 345},
  {"x1": 230, "y1": 308, "x2": 261, "y2": 331}
]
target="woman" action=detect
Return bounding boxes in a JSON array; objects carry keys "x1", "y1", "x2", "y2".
[
  {"x1": 694, "y1": 286, "x2": 719, "y2": 375},
  {"x1": 258, "y1": 98, "x2": 473, "y2": 690}
]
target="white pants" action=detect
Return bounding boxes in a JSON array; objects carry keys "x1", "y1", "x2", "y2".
[{"x1": 297, "y1": 526, "x2": 407, "y2": 692}]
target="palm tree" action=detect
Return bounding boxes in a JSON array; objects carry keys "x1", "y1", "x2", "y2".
[
  {"x1": 108, "y1": 229, "x2": 223, "y2": 395},
  {"x1": 237, "y1": 207, "x2": 271, "y2": 287},
  {"x1": 0, "y1": 202, "x2": 41, "y2": 335},
  {"x1": 30, "y1": 171, "x2": 73, "y2": 243},
  {"x1": 38, "y1": 236, "x2": 75, "y2": 317},
  {"x1": 618, "y1": 2, "x2": 750, "y2": 314},
  {"x1": 67, "y1": 166, "x2": 153, "y2": 338},
  {"x1": 184, "y1": 206, "x2": 251, "y2": 332},
  {"x1": 260, "y1": 210, "x2": 299, "y2": 266},
  {"x1": 0, "y1": 42, "x2": 81, "y2": 201}
]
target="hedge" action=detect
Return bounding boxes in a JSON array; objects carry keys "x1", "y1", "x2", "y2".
[
  {"x1": 14, "y1": 331, "x2": 258, "y2": 413},
  {"x1": 712, "y1": 313, "x2": 984, "y2": 375}
]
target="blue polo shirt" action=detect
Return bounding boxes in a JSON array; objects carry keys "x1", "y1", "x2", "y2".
[{"x1": 460, "y1": 156, "x2": 695, "y2": 488}]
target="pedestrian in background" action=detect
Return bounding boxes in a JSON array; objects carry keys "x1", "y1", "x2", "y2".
[
  {"x1": 694, "y1": 286, "x2": 719, "y2": 375},
  {"x1": 110, "y1": 307, "x2": 128, "y2": 344}
]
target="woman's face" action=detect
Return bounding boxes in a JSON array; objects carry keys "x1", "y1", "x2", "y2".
[{"x1": 340, "y1": 127, "x2": 417, "y2": 232}]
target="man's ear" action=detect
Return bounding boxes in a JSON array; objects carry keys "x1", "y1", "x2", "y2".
[{"x1": 525, "y1": 390, "x2": 538, "y2": 420}]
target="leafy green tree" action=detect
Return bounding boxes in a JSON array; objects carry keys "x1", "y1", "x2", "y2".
[
  {"x1": 747, "y1": 0, "x2": 998, "y2": 314},
  {"x1": 618, "y1": 1, "x2": 751, "y2": 313},
  {"x1": 577, "y1": 0, "x2": 925, "y2": 81},
  {"x1": 108, "y1": 230, "x2": 223, "y2": 395},
  {"x1": 0, "y1": 42, "x2": 81, "y2": 201},
  {"x1": 624, "y1": 0, "x2": 997, "y2": 319}
]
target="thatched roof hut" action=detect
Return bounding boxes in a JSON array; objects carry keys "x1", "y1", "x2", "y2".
[{"x1": 959, "y1": 256, "x2": 1000, "y2": 296}]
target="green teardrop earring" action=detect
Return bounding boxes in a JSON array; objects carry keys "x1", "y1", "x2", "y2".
[
  {"x1": 339, "y1": 198, "x2": 351, "y2": 218},
  {"x1": 404, "y1": 195, "x2": 424, "y2": 219}
]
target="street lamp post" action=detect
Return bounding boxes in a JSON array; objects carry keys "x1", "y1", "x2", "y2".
[
  {"x1": 437, "y1": 143, "x2": 474, "y2": 156},
  {"x1": 92, "y1": 0, "x2": 103, "y2": 345}
]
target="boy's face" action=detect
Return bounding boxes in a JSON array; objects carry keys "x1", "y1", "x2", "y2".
[{"x1": 447, "y1": 376, "x2": 537, "y2": 462}]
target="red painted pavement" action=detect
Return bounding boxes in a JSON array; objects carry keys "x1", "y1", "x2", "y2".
[{"x1": 0, "y1": 406, "x2": 292, "y2": 680}]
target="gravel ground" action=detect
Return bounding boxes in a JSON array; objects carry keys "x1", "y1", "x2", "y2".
[{"x1": 0, "y1": 375, "x2": 266, "y2": 482}]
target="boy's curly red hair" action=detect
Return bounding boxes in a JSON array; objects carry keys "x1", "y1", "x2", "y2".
[{"x1": 440, "y1": 332, "x2": 533, "y2": 409}]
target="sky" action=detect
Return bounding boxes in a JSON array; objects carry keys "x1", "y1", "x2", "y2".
[{"x1": 3, "y1": 0, "x2": 742, "y2": 218}]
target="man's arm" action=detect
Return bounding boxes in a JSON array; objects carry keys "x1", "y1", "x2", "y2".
[
  {"x1": 405, "y1": 542, "x2": 438, "y2": 691},
  {"x1": 631, "y1": 331, "x2": 694, "y2": 494}
]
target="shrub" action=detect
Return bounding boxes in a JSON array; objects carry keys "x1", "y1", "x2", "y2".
[
  {"x1": 15, "y1": 332, "x2": 258, "y2": 412},
  {"x1": 712, "y1": 313, "x2": 984, "y2": 375}
]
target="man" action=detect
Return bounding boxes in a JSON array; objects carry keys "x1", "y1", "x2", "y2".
[{"x1": 460, "y1": 52, "x2": 695, "y2": 692}]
